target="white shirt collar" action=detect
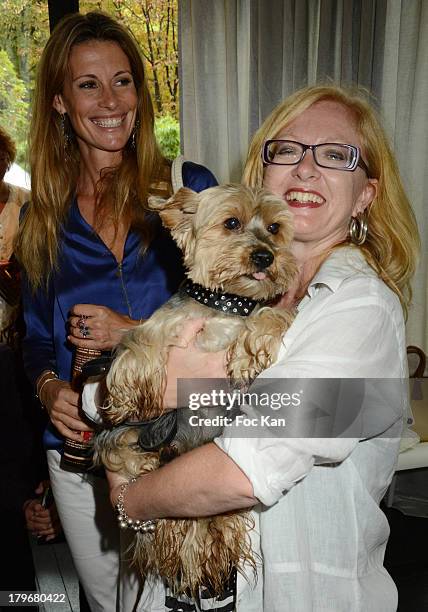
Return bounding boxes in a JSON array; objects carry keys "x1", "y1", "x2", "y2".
[{"x1": 306, "y1": 246, "x2": 376, "y2": 298}]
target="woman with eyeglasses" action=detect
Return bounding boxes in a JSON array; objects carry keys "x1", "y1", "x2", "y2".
[{"x1": 106, "y1": 85, "x2": 419, "y2": 611}]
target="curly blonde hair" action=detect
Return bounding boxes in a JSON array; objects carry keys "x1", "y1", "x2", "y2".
[
  {"x1": 243, "y1": 85, "x2": 420, "y2": 314},
  {"x1": 15, "y1": 11, "x2": 168, "y2": 290}
]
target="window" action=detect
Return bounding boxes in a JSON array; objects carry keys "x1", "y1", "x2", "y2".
[{"x1": 0, "y1": 0, "x2": 179, "y2": 165}]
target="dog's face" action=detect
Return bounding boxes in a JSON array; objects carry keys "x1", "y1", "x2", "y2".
[{"x1": 149, "y1": 184, "x2": 297, "y2": 300}]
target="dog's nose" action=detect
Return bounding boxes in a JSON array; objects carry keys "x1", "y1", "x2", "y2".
[{"x1": 251, "y1": 249, "x2": 274, "y2": 269}]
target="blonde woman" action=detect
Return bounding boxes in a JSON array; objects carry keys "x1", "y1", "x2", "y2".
[
  {"x1": 106, "y1": 85, "x2": 419, "y2": 611},
  {"x1": 15, "y1": 11, "x2": 216, "y2": 611}
]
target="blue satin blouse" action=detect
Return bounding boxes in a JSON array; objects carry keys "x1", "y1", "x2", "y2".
[{"x1": 21, "y1": 161, "x2": 217, "y2": 450}]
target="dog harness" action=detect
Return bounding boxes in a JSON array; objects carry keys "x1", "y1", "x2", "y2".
[{"x1": 165, "y1": 568, "x2": 237, "y2": 611}]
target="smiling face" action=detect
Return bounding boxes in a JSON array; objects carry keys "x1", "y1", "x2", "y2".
[
  {"x1": 53, "y1": 40, "x2": 138, "y2": 165},
  {"x1": 263, "y1": 100, "x2": 378, "y2": 260}
]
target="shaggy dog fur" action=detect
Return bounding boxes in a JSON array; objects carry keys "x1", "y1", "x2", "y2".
[{"x1": 95, "y1": 183, "x2": 297, "y2": 597}]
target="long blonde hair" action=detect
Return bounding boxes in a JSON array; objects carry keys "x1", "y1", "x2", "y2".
[
  {"x1": 243, "y1": 85, "x2": 420, "y2": 313},
  {"x1": 15, "y1": 11, "x2": 167, "y2": 290}
]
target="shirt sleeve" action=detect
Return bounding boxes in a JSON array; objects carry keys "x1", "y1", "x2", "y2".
[
  {"x1": 215, "y1": 280, "x2": 406, "y2": 507},
  {"x1": 21, "y1": 270, "x2": 57, "y2": 387},
  {"x1": 182, "y1": 161, "x2": 218, "y2": 191}
]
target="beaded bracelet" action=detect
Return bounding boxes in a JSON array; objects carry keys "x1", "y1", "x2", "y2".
[{"x1": 116, "y1": 477, "x2": 157, "y2": 533}]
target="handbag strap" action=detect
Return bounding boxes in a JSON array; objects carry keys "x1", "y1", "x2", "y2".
[
  {"x1": 171, "y1": 154, "x2": 185, "y2": 193},
  {"x1": 407, "y1": 345, "x2": 426, "y2": 378},
  {"x1": 148, "y1": 156, "x2": 185, "y2": 199}
]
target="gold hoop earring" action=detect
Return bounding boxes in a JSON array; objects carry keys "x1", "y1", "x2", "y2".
[{"x1": 349, "y1": 212, "x2": 368, "y2": 245}]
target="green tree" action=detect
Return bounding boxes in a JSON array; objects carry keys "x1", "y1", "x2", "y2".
[
  {"x1": 155, "y1": 115, "x2": 180, "y2": 159},
  {"x1": 0, "y1": 0, "x2": 49, "y2": 87},
  {"x1": 0, "y1": 0, "x2": 180, "y2": 163},
  {"x1": 81, "y1": 0, "x2": 179, "y2": 118},
  {"x1": 0, "y1": 50, "x2": 29, "y2": 166},
  {"x1": 0, "y1": 0, "x2": 49, "y2": 166}
]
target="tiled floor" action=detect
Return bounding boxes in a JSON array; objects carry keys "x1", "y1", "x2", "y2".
[
  {"x1": 30, "y1": 536, "x2": 90, "y2": 612},
  {"x1": 30, "y1": 536, "x2": 78, "y2": 612}
]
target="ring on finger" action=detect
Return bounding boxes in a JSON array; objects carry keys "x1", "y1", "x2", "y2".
[
  {"x1": 80, "y1": 325, "x2": 90, "y2": 338},
  {"x1": 77, "y1": 315, "x2": 91, "y2": 338}
]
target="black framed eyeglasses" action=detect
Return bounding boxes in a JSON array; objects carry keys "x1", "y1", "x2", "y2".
[{"x1": 263, "y1": 139, "x2": 369, "y2": 174}]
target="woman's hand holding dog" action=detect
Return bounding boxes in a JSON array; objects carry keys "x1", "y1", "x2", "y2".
[
  {"x1": 68, "y1": 303, "x2": 141, "y2": 351},
  {"x1": 39, "y1": 378, "x2": 92, "y2": 442},
  {"x1": 163, "y1": 318, "x2": 227, "y2": 409}
]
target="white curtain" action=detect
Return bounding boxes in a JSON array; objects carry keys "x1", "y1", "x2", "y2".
[{"x1": 179, "y1": 0, "x2": 428, "y2": 352}]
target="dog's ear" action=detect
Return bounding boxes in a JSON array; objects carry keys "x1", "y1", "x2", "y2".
[
  {"x1": 148, "y1": 187, "x2": 199, "y2": 250},
  {"x1": 148, "y1": 187, "x2": 199, "y2": 217}
]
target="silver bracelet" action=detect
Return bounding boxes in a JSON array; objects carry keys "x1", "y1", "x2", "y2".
[{"x1": 116, "y1": 477, "x2": 157, "y2": 533}]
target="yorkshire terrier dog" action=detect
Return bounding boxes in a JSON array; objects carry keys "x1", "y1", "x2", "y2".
[{"x1": 95, "y1": 183, "x2": 296, "y2": 598}]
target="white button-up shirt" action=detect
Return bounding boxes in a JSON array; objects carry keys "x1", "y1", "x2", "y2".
[{"x1": 215, "y1": 246, "x2": 407, "y2": 611}]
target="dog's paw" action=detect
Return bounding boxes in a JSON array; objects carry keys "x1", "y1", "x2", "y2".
[{"x1": 227, "y1": 306, "x2": 294, "y2": 381}]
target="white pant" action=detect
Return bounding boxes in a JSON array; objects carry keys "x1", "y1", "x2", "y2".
[{"x1": 47, "y1": 450, "x2": 143, "y2": 612}]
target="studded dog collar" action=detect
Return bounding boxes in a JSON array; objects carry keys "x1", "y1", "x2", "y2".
[{"x1": 180, "y1": 278, "x2": 262, "y2": 316}]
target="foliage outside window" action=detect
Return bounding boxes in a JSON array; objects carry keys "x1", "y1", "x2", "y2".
[
  {"x1": 80, "y1": 0, "x2": 180, "y2": 159},
  {"x1": 0, "y1": 0, "x2": 180, "y2": 167},
  {"x1": 0, "y1": 1, "x2": 50, "y2": 167}
]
